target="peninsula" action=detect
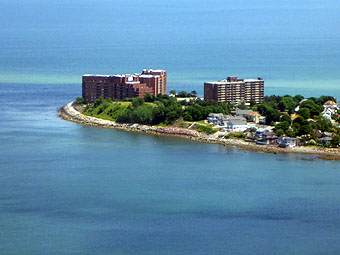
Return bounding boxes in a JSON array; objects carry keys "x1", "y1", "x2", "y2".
[
  {"x1": 60, "y1": 71, "x2": 340, "y2": 160},
  {"x1": 60, "y1": 94, "x2": 340, "y2": 161}
]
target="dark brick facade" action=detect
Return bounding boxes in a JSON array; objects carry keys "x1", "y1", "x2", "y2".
[{"x1": 82, "y1": 69, "x2": 167, "y2": 103}]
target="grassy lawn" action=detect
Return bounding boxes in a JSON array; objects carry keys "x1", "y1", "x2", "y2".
[
  {"x1": 185, "y1": 120, "x2": 212, "y2": 128},
  {"x1": 196, "y1": 120, "x2": 210, "y2": 126},
  {"x1": 83, "y1": 101, "x2": 129, "y2": 121},
  {"x1": 80, "y1": 100, "x2": 219, "y2": 134},
  {"x1": 118, "y1": 101, "x2": 131, "y2": 106}
]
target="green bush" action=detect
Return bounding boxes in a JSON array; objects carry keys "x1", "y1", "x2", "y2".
[
  {"x1": 197, "y1": 125, "x2": 216, "y2": 134},
  {"x1": 225, "y1": 132, "x2": 246, "y2": 139},
  {"x1": 75, "y1": 97, "x2": 85, "y2": 104}
]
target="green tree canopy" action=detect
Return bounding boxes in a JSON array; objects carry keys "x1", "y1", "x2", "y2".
[
  {"x1": 299, "y1": 100, "x2": 322, "y2": 118},
  {"x1": 190, "y1": 90, "x2": 197, "y2": 97},
  {"x1": 298, "y1": 108, "x2": 311, "y2": 119},
  {"x1": 132, "y1": 98, "x2": 145, "y2": 108},
  {"x1": 281, "y1": 114, "x2": 292, "y2": 123},
  {"x1": 278, "y1": 96, "x2": 296, "y2": 113}
]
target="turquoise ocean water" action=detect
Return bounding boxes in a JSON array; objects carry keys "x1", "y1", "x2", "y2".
[
  {"x1": 1, "y1": 0, "x2": 340, "y2": 254},
  {"x1": 1, "y1": 0, "x2": 340, "y2": 94}
]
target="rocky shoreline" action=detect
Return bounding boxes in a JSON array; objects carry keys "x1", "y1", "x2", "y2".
[{"x1": 59, "y1": 102, "x2": 340, "y2": 161}]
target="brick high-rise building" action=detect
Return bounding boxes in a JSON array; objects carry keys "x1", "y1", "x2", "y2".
[
  {"x1": 141, "y1": 69, "x2": 167, "y2": 96},
  {"x1": 82, "y1": 69, "x2": 167, "y2": 103},
  {"x1": 204, "y1": 76, "x2": 264, "y2": 104}
]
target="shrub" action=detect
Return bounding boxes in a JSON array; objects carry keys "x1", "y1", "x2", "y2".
[
  {"x1": 197, "y1": 125, "x2": 216, "y2": 134},
  {"x1": 131, "y1": 98, "x2": 145, "y2": 108},
  {"x1": 225, "y1": 132, "x2": 246, "y2": 139},
  {"x1": 75, "y1": 97, "x2": 85, "y2": 104}
]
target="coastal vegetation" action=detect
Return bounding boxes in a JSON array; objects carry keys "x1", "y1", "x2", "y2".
[
  {"x1": 76, "y1": 93, "x2": 340, "y2": 147},
  {"x1": 196, "y1": 125, "x2": 216, "y2": 134},
  {"x1": 81, "y1": 94, "x2": 231, "y2": 126},
  {"x1": 225, "y1": 132, "x2": 247, "y2": 139},
  {"x1": 61, "y1": 102, "x2": 340, "y2": 160},
  {"x1": 255, "y1": 95, "x2": 338, "y2": 138},
  {"x1": 251, "y1": 94, "x2": 340, "y2": 147}
]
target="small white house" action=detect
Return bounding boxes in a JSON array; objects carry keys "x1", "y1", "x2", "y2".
[
  {"x1": 278, "y1": 137, "x2": 297, "y2": 147},
  {"x1": 322, "y1": 108, "x2": 336, "y2": 124},
  {"x1": 207, "y1": 113, "x2": 224, "y2": 125},
  {"x1": 224, "y1": 119, "x2": 248, "y2": 132},
  {"x1": 323, "y1": 100, "x2": 338, "y2": 110}
]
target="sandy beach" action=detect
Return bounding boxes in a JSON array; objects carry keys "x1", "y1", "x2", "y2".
[{"x1": 59, "y1": 102, "x2": 340, "y2": 160}]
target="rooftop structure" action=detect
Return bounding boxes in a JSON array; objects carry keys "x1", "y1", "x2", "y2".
[
  {"x1": 141, "y1": 69, "x2": 167, "y2": 95},
  {"x1": 235, "y1": 109, "x2": 253, "y2": 117}
]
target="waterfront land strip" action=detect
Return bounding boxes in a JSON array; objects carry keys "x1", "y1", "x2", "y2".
[{"x1": 60, "y1": 101, "x2": 340, "y2": 161}]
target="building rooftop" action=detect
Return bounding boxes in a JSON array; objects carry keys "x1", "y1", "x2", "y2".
[
  {"x1": 143, "y1": 69, "x2": 166, "y2": 73},
  {"x1": 228, "y1": 119, "x2": 247, "y2": 125},
  {"x1": 205, "y1": 77, "x2": 263, "y2": 85},
  {"x1": 139, "y1": 74, "x2": 160, "y2": 78},
  {"x1": 247, "y1": 111, "x2": 260, "y2": 116},
  {"x1": 84, "y1": 69, "x2": 165, "y2": 78},
  {"x1": 205, "y1": 81, "x2": 244, "y2": 85},
  {"x1": 244, "y1": 79, "x2": 264, "y2": 82},
  {"x1": 208, "y1": 113, "x2": 224, "y2": 117},
  {"x1": 324, "y1": 100, "x2": 337, "y2": 105},
  {"x1": 236, "y1": 109, "x2": 253, "y2": 115},
  {"x1": 125, "y1": 81, "x2": 140, "y2": 85},
  {"x1": 229, "y1": 116, "x2": 247, "y2": 121},
  {"x1": 83, "y1": 74, "x2": 113, "y2": 77}
]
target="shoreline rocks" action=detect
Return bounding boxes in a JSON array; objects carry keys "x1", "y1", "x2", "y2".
[{"x1": 59, "y1": 102, "x2": 340, "y2": 161}]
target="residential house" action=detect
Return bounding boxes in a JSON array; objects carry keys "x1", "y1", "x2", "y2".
[
  {"x1": 207, "y1": 113, "x2": 224, "y2": 125},
  {"x1": 207, "y1": 114, "x2": 248, "y2": 130},
  {"x1": 246, "y1": 111, "x2": 266, "y2": 124},
  {"x1": 318, "y1": 137, "x2": 332, "y2": 147},
  {"x1": 255, "y1": 128, "x2": 271, "y2": 139},
  {"x1": 323, "y1": 100, "x2": 338, "y2": 110},
  {"x1": 278, "y1": 137, "x2": 298, "y2": 147},
  {"x1": 322, "y1": 108, "x2": 336, "y2": 123},
  {"x1": 255, "y1": 128, "x2": 277, "y2": 145},
  {"x1": 259, "y1": 116, "x2": 266, "y2": 124},
  {"x1": 322, "y1": 100, "x2": 338, "y2": 124},
  {"x1": 235, "y1": 109, "x2": 253, "y2": 118},
  {"x1": 225, "y1": 119, "x2": 248, "y2": 132}
]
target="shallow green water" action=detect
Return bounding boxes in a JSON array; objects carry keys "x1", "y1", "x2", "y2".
[{"x1": 1, "y1": 0, "x2": 340, "y2": 93}]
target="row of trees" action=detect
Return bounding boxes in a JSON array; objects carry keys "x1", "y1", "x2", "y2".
[
  {"x1": 116, "y1": 97, "x2": 183, "y2": 125},
  {"x1": 116, "y1": 94, "x2": 231, "y2": 125},
  {"x1": 257, "y1": 95, "x2": 337, "y2": 137},
  {"x1": 81, "y1": 93, "x2": 232, "y2": 125},
  {"x1": 274, "y1": 114, "x2": 334, "y2": 138},
  {"x1": 259, "y1": 94, "x2": 334, "y2": 115},
  {"x1": 169, "y1": 90, "x2": 197, "y2": 98}
]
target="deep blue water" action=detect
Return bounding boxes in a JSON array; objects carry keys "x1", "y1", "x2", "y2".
[
  {"x1": 1, "y1": 0, "x2": 340, "y2": 254},
  {"x1": 1, "y1": 83, "x2": 340, "y2": 255}
]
